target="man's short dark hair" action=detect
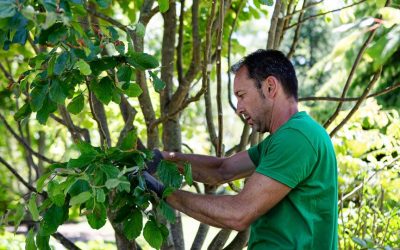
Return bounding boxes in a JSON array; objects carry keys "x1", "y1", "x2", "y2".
[{"x1": 231, "y1": 49, "x2": 298, "y2": 100}]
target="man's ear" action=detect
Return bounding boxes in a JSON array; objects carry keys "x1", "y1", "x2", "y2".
[{"x1": 262, "y1": 76, "x2": 278, "y2": 97}]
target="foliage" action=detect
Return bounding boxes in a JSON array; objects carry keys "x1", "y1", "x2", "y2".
[{"x1": 333, "y1": 100, "x2": 400, "y2": 249}]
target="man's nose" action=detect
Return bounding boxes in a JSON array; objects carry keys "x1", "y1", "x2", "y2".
[{"x1": 236, "y1": 101, "x2": 243, "y2": 115}]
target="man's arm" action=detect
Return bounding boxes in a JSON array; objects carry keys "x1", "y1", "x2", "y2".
[
  {"x1": 166, "y1": 172, "x2": 292, "y2": 231},
  {"x1": 162, "y1": 150, "x2": 255, "y2": 185}
]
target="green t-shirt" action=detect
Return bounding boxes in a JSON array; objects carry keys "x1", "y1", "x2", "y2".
[{"x1": 247, "y1": 111, "x2": 338, "y2": 250}]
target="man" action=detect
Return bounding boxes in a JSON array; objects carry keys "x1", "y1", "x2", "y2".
[{"x1": 144, "y1": 49, "x2": 338, "y2": 249}]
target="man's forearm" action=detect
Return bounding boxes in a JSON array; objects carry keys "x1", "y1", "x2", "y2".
[
  {"x1": 166, "y1": 190, "x2": 244, "y2": 230},
  {"x1": 163, "y1": 152, "x2": 226, "y2": 184}
]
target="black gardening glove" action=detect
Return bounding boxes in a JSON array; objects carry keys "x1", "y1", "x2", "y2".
[
  {"x1": 143, "y1": 172, "x2": 165, "y2": 198},
  {"x1": 146, "y1": 149, "x2": 164, "y2": 174}
]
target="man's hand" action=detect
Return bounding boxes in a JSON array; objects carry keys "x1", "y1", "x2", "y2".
[
  {"x1": 146, "y1": 149, "x2": 164, "y2": 174},
  {"x1": 143, "y1": 172, "x2": 165, "y2": 198}
]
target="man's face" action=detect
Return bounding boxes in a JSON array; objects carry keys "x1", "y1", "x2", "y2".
[{"x1": 234, "y1": 67, "x2": 272, "y2": 133}]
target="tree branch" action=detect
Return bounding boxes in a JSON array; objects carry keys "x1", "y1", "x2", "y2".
[
  {"x1": 191, "y1": 223, "x2": 210, "y2": 250},
  {"x1": 0, "y1": 62, "x2": 14, "y2": 82},
  {"x1": 208, "y1": 228, "x2": 232, "y2": 250},
  {"x1": 223, "y1": 228, "x2": 250, "y2": 250},
  {"x1": 284, "y1": 0, "x2": 323, "y2": 20},
  {"x1": 287, "y1": 0, "x2": 307, "y2": 59},
  {"x1": 176, "y1": 0, "x2": 185, "y2": 85},
  {"x1": 329, "y1": 68, "x2": 382, "y2": 137},
  {"x1": 227, "y1": 0, "x2": 245, "y2": 114},
  {"x1": 0, "y1": 113, "x2": 58, "y2": 164},
  {"x1": 58, "y1": 105, "x2": 82, "y2": 143},
  {"x1": 216, "y1": 0, "x2": 225, "y2": 157},
  {"x1": 117, "y1": 95, "x2": 137, "y2": 146},
  {"x1": 299, "y1": 82, "x2": 400, "y2": 102},
  {"x1": 323, "y1": 23, "x2": 379, "y2": 129},
  {"x1": 0, "y1": 156, "x2": 37, "y2": 193},
  {"x1": 50, "y1": 114, "x2": 91, "y2": 142},
  {"x1": 52, "y1": 232, "x2": 82, "y2": 250},
  {"x1": 285, "y1": 0, "x2": 367, "y2": 30},
  {"x1": 88, "y1": 91, "x2": 111, "y2": 148}
]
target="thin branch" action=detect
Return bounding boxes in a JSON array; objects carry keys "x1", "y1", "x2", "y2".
[
  {"x1": 191, "y1": 223, "x2": 210, "y2": 250},
  {"x1": 329, "y1": 68, "x2": 382, "y2": 137},
  {"x1": 284, "y1": 0, "x2": 323, "y2": 20},
  {"x1": 299, "y1": 82, "x2": 400, "y2": 102},
  {"x1": 338, "y1": 155, "x2": 399, "y2": 205},
  {"x1": 227, "y1": 0, "x2": 245, "y2": 117},
  {"x1": 0, "y1": 113, "x2": 58, "y2": 164},
  {"x1": 88, "y1": 91, "x2": 111, "y2": 148},
  {"x1": 52, "y1": 232, "x2": 82, "y2": 250},
  {"x1": 223, "y1": 228, "x2": 250, "y2": 250},
  {"x1": 287, "y1": 0, "x2": 307, "y2": 59},
  {"x1": 285, "y1": 0, "x2": 367, "y2": 30},
  {"x1": 58, "y1": 105, "x2": 82, "y2": 143},
  {"x1": 323, "y1": 23, "x2": 379, "y2": 129},
  {"x1": 0, "y1": 156, "x2": 37, "y2": 193},
  {"x1": 176, "y1": 0, "x2": 185, "y2": 85},
  {"x1": 50, "y1": 114, "x2": 91, "y2": 142},
  {"x1": 216, "y1": 0, "x2": 225, "y2": 157},
  {"x1": 208, "y1": 228, "x2": 231, "y2": 250},
  {"x1": 0, "y1": 62, "x2": 14, "y2": 82},
  {"x1": 117, "y1": 95, "x2": 137, "y2": 146}
]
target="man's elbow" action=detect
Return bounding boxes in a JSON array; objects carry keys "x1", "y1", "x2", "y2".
[{"x1": 228, "y1": 214, "x2": 252, "y2": 231}]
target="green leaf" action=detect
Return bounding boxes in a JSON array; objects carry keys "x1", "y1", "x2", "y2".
[
  {"x1": 74, "y1": 59, "x2": 92, "y2": 75},
  {"x1": 26, "y1": 228, "x2": 37, "y2": 250},
  {"x1": 135, "y1": 22, "x2": 145, "y2": 37},
  {"x1": 125, "y1": 83, "x2": 143, "y2": 97},
  {"x1": 100, "y1": 164, "x2": 120, "y2": 179},
  {"x1": 89, "y1": 57, "x2": 118, "y2": 75},
  {"x1": 365, "y1": 26, "x2": 400, "y2": 71},
  {"x1": 49, "y1": 79, "x2": 67, "y2": 104},
  {"x1": 36, "y1": 234, "x2": 50, "y2": 250},
  {"x1": 149, "y1": 71, "x2": 166, "y2": 92},
  {"x1": 90, "y1": 77, "x2": 114, "y2": 104},
  {"x1": 28, "y1": 193, "x2": 40, "y2": 221},
  {"x1": 70, "y1": 191, "x2": 92, "y2": 206},
  {"x1": 96, "y1": 0, "x2": 111, "y2": 8},
  {"x1": 158, "y1": 200, "x2": 175, "y2": 223},
  {"x1": 157, "y1": 161, "x2": 183, "y2": 188},
  {"x1": 127, "y1": 52, "x2": 159, "y2": 70},
  {"x1": 96, "y1": 189, "x2": 106, "y2": 203},
  {"x1": 143, "y1": 220, "x2": 163, "y2": 249},
  {"x1": 117, "y1": 65, "x2": 133, "y2": 88},
  {"x1": 352, "y1": 237, "x2": 367, "y2": 247},
  {"x1": 76, "y1": 141, "x2": 99, "y2": 156},
  {"x1": 30, "y1": 84, "x2": 49, "y2": 112},
  {"x1": 123, "y1": 209, "x2": 142, "y2": 240},
  {"x1": 157, "y1": 0, "x2": 169, "y2": 13},
  {"x1": 42, "y1": 12, "x2": 57, "y2": 30},
  {"x1": 257, "y1": 0, "x2": 274, "y2": 6},
  {"x1": 105, "y1": 178, "x2": 120, "y2": 189},
  {"x1": 54, "y1": 51, "x2": 69, "y2": 75},
  {"x1": 14, "y1": 103, "x2": 32, "y2": 121},
  {"x1": 67, "y1": 94, "x2": 84, "y2": 114},
  {"x1": 39, "y1": 204, "x2": 68, "y2": 236},
  {"x1": 36, "y1": 172, "x2": 52, "y2": 193},
  {"x1": 36, "y1": 95, "x2": 57, "y2": 125},
  {"x1": 47, "y1": 180, "x2": 65, "y2": 206},
  {"x1": 87, "y1": 203, "x2": 107, "y2": 229},
  {"x1": 67, "y1": 153, "x2": 97, "y2": 168},
  {"x1": 68, "y1": 179, "x2": 90, "y2": 196},
  {"x1": 13, "y1": 203, "x2": 25, "y2": 233},
  {"x1": 0, "y1": 0, "x2": 17, "y2": 18},
  {"x1": 119, "y1": 129, "x2": 138, "y2": 150},
  {"x1": 379, "y1": 7, "x2": 400, "y2": 27},
  {"x1": 184, "y1": 162, "x2": 193, "y2": 186}
]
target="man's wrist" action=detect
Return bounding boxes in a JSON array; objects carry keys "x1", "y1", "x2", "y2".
[{"x1": 162, "y1": 151, "x2": 176, "y2": 161}]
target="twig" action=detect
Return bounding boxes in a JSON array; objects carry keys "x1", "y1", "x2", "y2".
[
  {"x1": 0, "y1": 156, "x2": 37, "y2": 193},
  {"x1": 284, "y1": 0, "x2": 323, "y2": 20},
  {"x1": 329, "y1": 68, "x2": 382, "y2": 137},
  {"x1": 52, "y1": 232, "x2": 82, "y2": 250},
  {"x1": 338, "y1": 155, "x2": 399, "y2": 205},
  {"x1": 287, "y1": 0, "x2": 307, "y2": 59},
  {"x1": 285, "y1": 0, "x2": 367, "y2": 30},
  {"x1": 50, "y1": 114, "x2": 91, "y2": 142},
  {"x1": 0, "y1": 113, "x2": 58, "y2": 164},
  {"x1": 324, "y1": 23, "x2": 379, "y2": 129},
  {"x1": 227, "y1": 0, "x2": 245, "y2": 117},
  {"x1": 117, "y1": 95, "x2": 137, "y2": 146},
  {"x1": 88, "y1": 90, "x2": 111, "y2": 148},
  {"x1": 58, "y1": 105, "x2": 82, "y2": 142},
  {"x1": 0, "y1": 62, "x2": 14, "y2": 82},
  {"x1": 176, "y1": 0, "x2": 185, "y2": 85},
  {"x1": 299, "y1": 82, "x2": 400, "y2": 102}
]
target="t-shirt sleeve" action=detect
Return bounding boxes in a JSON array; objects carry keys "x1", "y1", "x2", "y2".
[
  {"x1": 248, "y1": 143, "x2": 261, "y2": 166},
  {"x1": 256, "y1": 128, "x2": 317, "y2": 188}
]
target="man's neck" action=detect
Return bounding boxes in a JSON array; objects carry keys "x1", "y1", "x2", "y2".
[{"x1": 269, "y1": 99, "x2": 298, "y2": 134}]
